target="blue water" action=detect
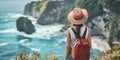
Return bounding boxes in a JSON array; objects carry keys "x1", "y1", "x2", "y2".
[{"x1": 0, "y1": 0, "x2": 100, "y2": 60}]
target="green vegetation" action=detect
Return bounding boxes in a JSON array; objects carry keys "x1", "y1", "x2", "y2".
[
  {"x1": 30, "y1": 0, "x2": 49, "y2": 12},
  {"x1": 59, "y1": 2, "x2": 74, "y2": 26},
  {"x1": 100, "y1": 0, "x2": 120, "y2": 14},
  {"x1": 15, "y1": 48, "x2": 40, "y2": 60},
  {"x1": 102, "y1": 0, "x2": 120, "y2": 42},
  {"x1": 39, "y1": 1, "x2": 50, "y2": 17},
  {"x1": 28, "y1": 0, "x2": 50, "y2": 18},
  {"x1": 44, "y1": 54, "x2": 58, "y2": 60},
  {"x1": 84, "y1": 0, "x2": 103, "y2": 19},
  {"x1": 109, "y1": 15, "x2": 120, "y2": 40},
  {"x1": 108, "y1": 15, "x2": 120, "y2": 47},
  {"x1": 98, "y1": 43, "x2": 120, "y2": 60},
  {"x1": 60, "y1": 0, "x2": 104, "y2": 23},
  {"x1": 15, "y1": 48, "x2": 58, "y2": 60}
]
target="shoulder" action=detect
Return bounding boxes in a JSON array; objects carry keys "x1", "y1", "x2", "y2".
[
  {"x1": 83, "y1": 25, "x2": 91, "y2": 31},
  {"x1": 66, "y1": 27, "x2": 71, "y2": 34}
]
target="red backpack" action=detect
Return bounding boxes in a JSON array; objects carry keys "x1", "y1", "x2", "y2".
[{"x1": 71, "y1": 27, "x2": 90, "y2": 60}]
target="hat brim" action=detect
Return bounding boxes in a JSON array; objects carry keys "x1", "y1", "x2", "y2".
[{"x1": 67, "y1": 9, "x2": 88, "y2": 24}]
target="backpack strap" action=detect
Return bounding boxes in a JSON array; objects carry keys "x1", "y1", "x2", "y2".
[
  {"x1": 71, "y1": 27, "x2": 87, "y2": 39},
  {"x1": 83, "y1": 27, "x2": 87, "y2": 38},
  {"x1": 68, "y1": 26, "x2": 88, "y2": 48},
  {"x1": 71, "y1": 27, "x2": 80, "y2": 39}
]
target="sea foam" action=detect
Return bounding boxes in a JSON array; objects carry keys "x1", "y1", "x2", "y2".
[{"x1": 0, "y1": 43, "x2": 9, "y2": 46}]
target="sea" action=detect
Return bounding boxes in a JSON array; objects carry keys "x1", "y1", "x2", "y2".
[{"x1": 0, "y1": 0, "x2": 103, "y2": 60}]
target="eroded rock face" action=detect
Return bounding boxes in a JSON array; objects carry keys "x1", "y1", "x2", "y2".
[
  {"x1": 24, "y1": 3, "x2": 32, "y2": 16},
  {"x1": 24, "y1": 0, "x2": 74, "y2": 25},
  {"x1": 38, "y1": 1, "x2": 66, "y2": 24},
  {"x1": 24, "y1": 1, "x2": 42, "y2": 18},
  {"x1": 36, "y1": 0, "x2": 74, "y2": 25},
  {"x1": 16, "y1": 17, "x2": 36, "y2": 34}
]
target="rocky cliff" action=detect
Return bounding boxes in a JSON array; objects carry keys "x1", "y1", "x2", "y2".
[
  {"x1": 24, "y1": 0, "x2": 74, "y2": 25},
  {"x1": 24, "y1": 0, "x2": 120, "y2": 43}
]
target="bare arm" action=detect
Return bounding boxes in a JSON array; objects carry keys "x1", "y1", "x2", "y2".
[{"x1": 65, "y1": 30, "x2": 71, "y2": 60}]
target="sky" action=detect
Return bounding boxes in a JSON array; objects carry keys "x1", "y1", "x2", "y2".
[{"x1": 0, "y1": 0, "x2": 40, "y2": 12}]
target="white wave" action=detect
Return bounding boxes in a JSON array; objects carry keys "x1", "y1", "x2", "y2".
[
  {"x1": 4, "y1": 19, "x2": 9, "y2": 21},
  {"x1": 10, "y1": 59, "x2": 14, "y2": 60},
  {"x1": 18, "y1": 24, "x2": 64, "y2": 39},
  {"x1": 0, "y1": 24, "x2": 65, "y2": 46},
  {"x1": 0, "y1": 28, "x2": 18, "y2": 33},
  {"x1": 10, "y1": 13, "x2": 37, "y2": 25},
  {"x1": 10, "y1": 13, "x2": 37, "y2": 20},
  {"x1": 0, "y1": 42, "x2": 20, "y2": 47},
  {"x1": 0, "y1": 24, "x2": 104, "y2": 52},
  {"x1": 35, "y1": 24, "x2": 64, "y2": 38},
  {"x1": 30, "y1": 48, "x2": 40, "y2": 52},
  {"x1": 11, "y1": 14, "x2": 24, "y2": 18},
  {"x1": 58, "y1": 38, "x2": 66, "y2": 44},
  {"x1": 0, "y1": 43, "x2": 9, "y2": 46},
  {"x1": 3, "y1": 13, "x2": 36, "y2": 22},
  {"x1": 3, "y1": 13, "x2": 21, "y2": 19},
  {"x1": 19, "y1": 39, "x2": 29, "y2": 43},
  {"x1": 91, "y1": 37, "x2": 104, "y2": 51},
  {"x1": 59, "y1": 36, "x2": 104, "y2": 52}
]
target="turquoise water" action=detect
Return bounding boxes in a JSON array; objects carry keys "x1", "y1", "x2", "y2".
[{"x1": 0, "y1": 0, "x2": 100, "y2": 60}]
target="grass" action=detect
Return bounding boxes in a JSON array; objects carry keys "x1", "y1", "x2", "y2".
[
  {"x1": 15, "y1": 48, "x2": 58, "y2": 60},
  {"x1": 96, "y1": 43, "x2": 120, "y2": 60},
  {"x1": 39, "y1": 0, "x2": 50, "y2": 17}
]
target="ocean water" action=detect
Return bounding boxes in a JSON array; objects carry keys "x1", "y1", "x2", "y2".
[{"x1": 0, "y1": 0, "x2": 103, "y2": 60}]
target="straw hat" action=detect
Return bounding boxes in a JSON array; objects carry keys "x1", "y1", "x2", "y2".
[{"x1": 67, "y1": 7, "x2": 88, "y2": 24}]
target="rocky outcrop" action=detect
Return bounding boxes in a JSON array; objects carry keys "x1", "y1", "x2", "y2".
[
  {"x1": 37, "y1": 0, "x2": 74, "y2": 25},
  {"x1": 24, "y1": 0, "x2": 74, "y2": 25},
  {"x1": 24, "y1": 1, "x2": 42, "y2": 18},
  {"x1": 88, "y1": 15, "x2": 110, "y2": 39},
  {"x1": 60, "y1": 25, "x2": 70, "y2": 32},
  {"x1": 16, "y1": 17, "x2": 36, "y2": 34}
]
